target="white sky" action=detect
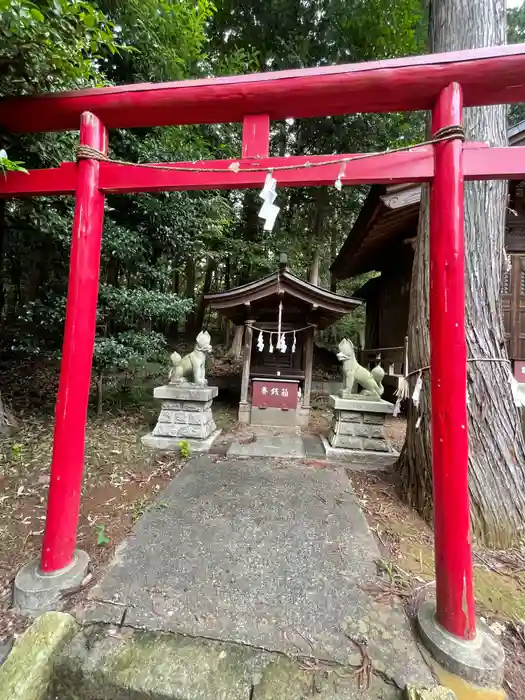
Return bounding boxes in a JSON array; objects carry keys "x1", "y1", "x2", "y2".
[{"x1": 508, "y1": 0, "x2": 523, "y2": 8}]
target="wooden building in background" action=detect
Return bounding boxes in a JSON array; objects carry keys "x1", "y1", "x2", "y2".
[{"x1": 331, "y1": 120, "x2": 525, "y2": 372}]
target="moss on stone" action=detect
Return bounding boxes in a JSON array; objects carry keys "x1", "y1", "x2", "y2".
[
  {"x1": 0, "y1": 611, "x2": 77, "y2": 700},
  {"x1": 395, "y1": 525, "x2": 525, "y2": 620},
  {"x1": 53, "y1": 626, "x2": 266, "y2": 700},
  {"x1": 52, "y1": 625, "x2": 404, "y2": 700}
]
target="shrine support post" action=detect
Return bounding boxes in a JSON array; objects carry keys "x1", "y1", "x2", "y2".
[
  {"x1": 41, "y1": 112, "x2": 108, "y2": 573},
  {"x1": 239, "y1": 320, "x2": 254, "y2": 423},
  {"x1": 428, "y1": 83, "x2": 475, "y2": 640}
]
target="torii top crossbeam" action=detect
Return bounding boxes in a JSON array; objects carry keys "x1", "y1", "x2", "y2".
[{"x1": 2, "y1": 44, "x2": 525, "y2": 132}]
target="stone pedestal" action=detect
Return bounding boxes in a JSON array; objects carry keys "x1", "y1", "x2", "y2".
[
  {"x1": 322, "y1": 395, "x2": 397, "y2": 467},
  {"x1": 142, "y1": 384, "x2": 221, "y2": 453}
]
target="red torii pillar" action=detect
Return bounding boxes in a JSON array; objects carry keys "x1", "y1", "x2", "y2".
[
  {"x1": 14, "y1": 112, "x2": 107, "y2": 611},
  {"x1": 418, "y1": 83, "x2": 503, "y2": 683},
  {"x1": 430, "y1": 83, "x2": 475, "y2": 639}
]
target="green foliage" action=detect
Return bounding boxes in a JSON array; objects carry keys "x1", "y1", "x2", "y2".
[
  {"x1": 178, "y1": 440, "x2": 191, "y2": 459},
  {"x1": 1, "y1": 0, "x2": 214, "y2": 405},
  {"x1": 207, "y1": 0, "x2": 426, "y2": 289},
  {"x1": 0, "y1": 0, "x2": 434, "y2": 409},
  {"x1": 508, "y1": 3, "x2": 525, "y2": 126},
  {"x1": 0, "y1": 149, "x2": 28, "y2": 174},
  {"x1": 99, "y1": 287, "x2": 193, "y2": 323},
  {"x1": 11, "y1": 442, "x2": 23, "y2": 459},
  {"x1": 94, "y1": 523, "x2": 110, "y2": 546},
  {"x1": 0, "y1": 0, "x2": 121, "y2": 94}
]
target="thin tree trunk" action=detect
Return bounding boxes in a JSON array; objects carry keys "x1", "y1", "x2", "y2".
[
  {"x1": 228, "y1": 325, "x2": 244, "y2": 360},
  {"x1": 194, "y1": 258, "x2": 216, "y2": 331},
  {"x1": 96, "y1": 372, "x2": 103, "y2": 416},
  {"x1": 330, "y1": 225, "x2": 338, "y2": 293},
  {"x1": 309, "y1": 250, "x2": 321, "y2": 286},
  {"x1": 0, "y1": 390, "x2": 18, "y2": 435},
  {"x1": 185, "y1": 256, "x2": 196, "y2": 333},
  {"x1": 0, "y1": 200, "x2": 5, "y2": 318},
  {"x1": 309, "y1": 189, "x2": 328, "y2": 286},
  {"x1": 398, "y1": 0, "x2": 525, "y2": 548}
]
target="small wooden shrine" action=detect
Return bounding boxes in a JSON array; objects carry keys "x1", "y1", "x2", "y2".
[{"x1": 205, "y1": 259, "x2": 361, "y2": 428}]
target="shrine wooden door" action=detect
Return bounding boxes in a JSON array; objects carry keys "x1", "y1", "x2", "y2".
[{"x1": 502, "y1": 254, "x2": 525, "y2": 361}]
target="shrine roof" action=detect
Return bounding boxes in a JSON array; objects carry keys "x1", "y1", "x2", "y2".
[
  {"x1": 330, "y1": 119, "x2": 525, "y2": 280},
  {"x1": 204, "y1": 269, "x2": 360, "y2": 329}
]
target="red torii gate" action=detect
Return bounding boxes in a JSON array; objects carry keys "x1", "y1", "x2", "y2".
[{"x1": 2, "y1": 43, "x2": 524, "y2": 680}]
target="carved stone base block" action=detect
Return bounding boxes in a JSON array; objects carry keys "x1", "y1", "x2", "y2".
[
  {"x1": 142, "y1": 384, "x2": 221, "y2": 453},
  {"x1": 324, "y1": 395, "x2": 397, "y2": 467}
]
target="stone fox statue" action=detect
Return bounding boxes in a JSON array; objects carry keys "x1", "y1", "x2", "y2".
[
  {"x1": 169, "y1": 331, "x2": 212, "y2": 386},
  {"x1": 336, "y1": 338, "x2": 385, "y2": 399}
]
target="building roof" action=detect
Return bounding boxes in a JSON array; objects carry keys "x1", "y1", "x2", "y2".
[
  {"x1": 204, "y1": 269, "x2": 360, "y2": 329},
  {"x1": 331, "y1": 120, "x2": 525, "y2": 280}
]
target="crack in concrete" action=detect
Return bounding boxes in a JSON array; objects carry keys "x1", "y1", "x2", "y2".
[{"x1": 80, "y1": 618, "x2": 410, "y2": 692}]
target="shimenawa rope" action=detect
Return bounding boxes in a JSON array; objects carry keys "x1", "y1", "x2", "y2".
[{"x1": 75, "y1": 125, "x2": 465, "y2": 174}]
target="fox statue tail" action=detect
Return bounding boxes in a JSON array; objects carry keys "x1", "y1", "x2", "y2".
[
  {"x1": 169, "y1": 351, "x2": 182, "y2": 380},
  {"x1": 371, "y1": 364, "x2": 385, "y2": 396}
]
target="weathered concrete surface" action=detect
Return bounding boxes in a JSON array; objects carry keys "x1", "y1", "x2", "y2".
[
  {"x1": 417, "y1": 601, "x2": 504, "y2": 687},
  {"x1": 227, "y1": 436, "x2": 306, "y2": 458},
  {"x1": 14, "y1": 549, "x2": 90, "y2": 615},
  {"x1": 0, "y1": 611, "x2": 77, "y2": 700},
  {"x1": 53, "y1": 626, "x2": 401, "y2": 700},
  {"x1": 82, "y1": 457, "x2": 432, "y2": 692},
  {"x1": 321, "y1": 436, "x2": 398, "y2": 469}
]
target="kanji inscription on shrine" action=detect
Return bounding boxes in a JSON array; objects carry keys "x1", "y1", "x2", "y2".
[{"x1": 252, "y1": 379, "x2": 299, "y2": 409}]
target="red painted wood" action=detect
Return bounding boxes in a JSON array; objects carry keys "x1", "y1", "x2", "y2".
[
  {"x1": 0, "y1": 150, "x2": 434, "y2": 197},
  {"x1": 430, "y1": 84, "x2": 475, "y2": 640},
  {"x1": 97, "y1": 150, "x2": 434, "y2": 193},
  {"x1": 0, "y1": 163, "x2": 76, "y2": 197},
  {"x1": 252, "y1": 379, "x2": 299, "y2": 410},
  {"x1": 2, "y1": 44, "x2": 525, "y2": 132},
  {"x1": 40, "y1": 112, "x2": 108, "y2": 573},
  {"x1": 463, "y1": 146, "x2": 525, "y2": 180},
  {"x1": 514, "y1": 360, "x2": 525, "y2": 382},
  {"x1": 242, "y1": 115, "x2": 270, "y2": 158},
  {"x1": 5, "y1": 141, "x2": 524, "y2": 199}
]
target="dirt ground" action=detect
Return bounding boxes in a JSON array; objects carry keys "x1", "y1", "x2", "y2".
[
  {"x1": 1, "y1": 385, "x2": 524, "y2": 697},
  {"x1": 347, "y1": 446, "x2": 525, "y2": 700}
]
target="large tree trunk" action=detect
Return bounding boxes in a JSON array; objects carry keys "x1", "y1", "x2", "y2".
[{"x1": 398, "y1": 0, "x2": 525, "y2": 548}]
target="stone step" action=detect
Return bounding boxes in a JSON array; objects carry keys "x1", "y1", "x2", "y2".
[{"x1": 51, "y1": 625, "x2": 406, "y2": 700}]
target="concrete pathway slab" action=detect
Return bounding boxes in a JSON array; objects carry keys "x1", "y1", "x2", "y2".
[
  {"x1": 227, "y1": 436, "x2": 306, "y2": 458},
  {"x1": 84, "y1": 456, "x2": 432, "y2": 690}
]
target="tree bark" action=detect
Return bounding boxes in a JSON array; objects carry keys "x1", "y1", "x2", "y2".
[
  {"x1": 185, "y1": 256, "x2": 196, "y2": 333},
  {"x1": 0, "y1": 200, "x2": 5, "y2": 318},
  {"x1": 330, "y1": 225, "x2": 338, "y2": 293},
  {"x1": 194, "y1": 258, "x2": 216, "y2": 331},
  {"x1": 309, "y1": 189, "x2": 328, "y2": 286},
  {"x1": 398, "y1": 0, "x2": 525, "y2": 548},
  {"x1": 0, "y1": 390, "x2": 18, "y2": 435},
  {"x1": 228, "y1": 324, "x2": 244, "y2": 360},
  {"x1": 96, "y1": 372, "x2": 103, "y2": 416}
]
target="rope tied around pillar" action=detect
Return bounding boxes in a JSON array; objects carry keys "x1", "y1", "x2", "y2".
[{"x1": 431, "y1": 125, "x2": 465, "y2": 142}]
